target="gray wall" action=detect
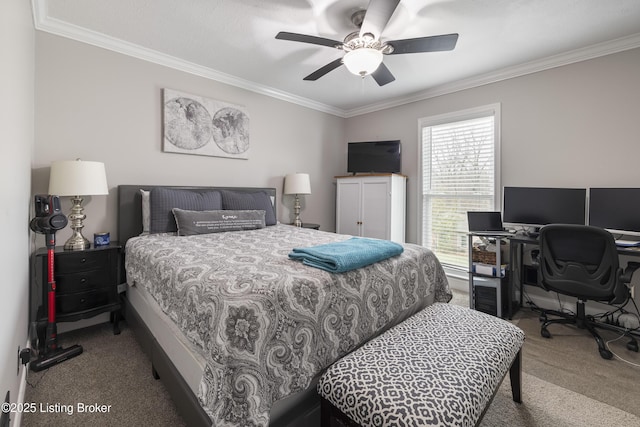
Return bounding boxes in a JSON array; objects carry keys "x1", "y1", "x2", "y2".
[
  {"x1": 33, "y1": 32, "x2": 346, "y2": 243},
  {"x1": 345, "y1": 47, "x2": 640, "y2": 307},
  {"x1": 345, "y1": 47, "x2": 640, "y2": 245},
  {"x1": 1, "y1": 0, "x2": 34, "y2": 423},
  {"x1": 33, "y1": 33, "x2": 640, "y2": 250}
]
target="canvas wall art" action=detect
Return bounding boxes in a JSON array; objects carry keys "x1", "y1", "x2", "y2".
[{"x1": 163, "y1": 88, "x2": 250, "y2": 159}]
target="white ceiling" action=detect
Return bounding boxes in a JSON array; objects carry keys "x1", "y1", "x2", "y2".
[{"x1": 33, "y1": 0, "x2": 640, "y2": 117}]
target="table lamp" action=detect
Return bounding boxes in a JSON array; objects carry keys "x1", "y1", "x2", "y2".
[
  {"x1": 48, "y1": 159, "x2": 109, "y2": 250},
  {"x1": 284, "y1": 173, "x2": 311, "y2": 227}
]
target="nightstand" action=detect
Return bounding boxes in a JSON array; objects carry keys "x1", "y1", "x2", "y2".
[{"x1": 32, "y1": 243, "x2": 122, "y2": 350}]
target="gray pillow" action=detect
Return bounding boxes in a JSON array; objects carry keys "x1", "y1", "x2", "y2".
[
  {"x1": 220, "y1": 190, "x2": 276, "y2": 225},
  {"x1": 172, "y1": 209, "x2": 265, "y2": 235},
  {"x1": 150, "y1": 188, "x2": 223, "y2": 233}
]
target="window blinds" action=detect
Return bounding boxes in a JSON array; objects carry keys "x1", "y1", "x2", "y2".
[{"x1": 422, "y1": 115, "x2": 496, "y2": 269}]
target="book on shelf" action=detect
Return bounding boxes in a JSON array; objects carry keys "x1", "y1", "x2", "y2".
[{"x1": 472, "y1": 263, "x2": 507, "y2": 277}]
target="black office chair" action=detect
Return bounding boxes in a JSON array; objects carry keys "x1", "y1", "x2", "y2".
[{"x1": 537, "y1": 224, "x2": 640, "y2": 359}]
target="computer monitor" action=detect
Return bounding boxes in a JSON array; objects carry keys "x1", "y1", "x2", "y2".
[
  {"x1": 588, "y1": 188, "x2": 640, "y2": 236},
  {"x1": 467, "y1": 211, "x2": 503, "y2": 232},
  {"x1": 503, "y1": 187, "x2": 587, "y2": 228}
]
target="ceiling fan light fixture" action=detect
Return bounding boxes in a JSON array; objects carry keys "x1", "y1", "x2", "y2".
[{"x1": 343, "y1": 48, "x2": 383, "y2": 77}]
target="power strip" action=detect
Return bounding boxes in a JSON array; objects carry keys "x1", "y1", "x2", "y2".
[{"x1": 618, "y1": 313, "x2": 640, "y2": 330}]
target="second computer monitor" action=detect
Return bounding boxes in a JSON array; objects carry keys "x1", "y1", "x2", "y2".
[
  {"x1": 503, "y1": 186, "x2": 587, "y2": 227},
  {"x1": 588, "y1": 188, "x2": 640, "y2": 235}
]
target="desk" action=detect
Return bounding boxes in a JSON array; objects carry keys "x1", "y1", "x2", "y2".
[
  {"x1": 468, "y1": 232, "x2": 640, "y2": 320},
  {"x1": 509, "y1": 234, "x2": 539, "y2": 314},
  {"x1": 509, "y1": 233, "x2": 640, "y2": 318}
]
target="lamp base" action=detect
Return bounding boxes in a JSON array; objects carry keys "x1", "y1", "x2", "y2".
[
  {"x1": 64, "y1": 232, "x2": 90, "y2": 251},
  {"x1": 293, "y1": 195, "x2": 303, "y2": 227},
  {"x1": 64, "y1": 195, "x2": 90, "y2": 250}
]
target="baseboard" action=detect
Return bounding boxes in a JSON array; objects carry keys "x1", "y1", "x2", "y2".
[{"x1": 12, "y1": 339, "x2": 30, "y2": 427}]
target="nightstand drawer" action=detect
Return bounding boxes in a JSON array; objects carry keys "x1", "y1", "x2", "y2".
[
  {"x1": 55, "y1": 250, "x2": 110, "y2": 273},
  {"x1": 56, "y1": 269, "x2": 112, "y2": 294},
  {"x1": 56, "y1": 288, "x2": 114, "y2": 315}
]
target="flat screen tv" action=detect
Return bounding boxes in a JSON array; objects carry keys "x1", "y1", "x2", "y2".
[
  {"x1": 347, "y1": 141, "x2": 401, "y2": 174},
  {"x1": 502, "y1": 186, "x2": 587, "y2": 228}
]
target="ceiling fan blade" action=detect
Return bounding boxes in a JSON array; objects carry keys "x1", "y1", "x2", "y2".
[
  {"x1": 371, "y1": 62, "x2": 395, "y2": 86},
  {"x1": 276, "y1": 31, "x2": 342, "y2": 49},
  {"x1": 386, "y1": 33, "x2": 459, "y2": 55},
  {"x1": 359, "y1": 0, "x2": 401, "y2": 40},
  {"x1": 303, "y1": 58, "x2": 344, "y2": 81}
]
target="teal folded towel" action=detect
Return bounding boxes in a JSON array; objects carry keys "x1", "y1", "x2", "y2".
[{"x1": 288, "y1": 237, "x2": 404, "y2": 273}]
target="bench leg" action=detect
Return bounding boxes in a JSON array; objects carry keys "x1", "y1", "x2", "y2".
[
  {"x1": 320, "y1": 397, "x2": 331, "y2": 427},
  {"x1": 321, "y1": 397, "x2": 360, "y2": 427},
  {"x1": 509, "y1": 349, "x2": 522, "y2": 403}
]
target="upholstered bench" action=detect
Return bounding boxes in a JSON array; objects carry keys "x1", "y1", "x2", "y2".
[{"x1": 317, "y1": 303, "x2": 525, "y2": 427}]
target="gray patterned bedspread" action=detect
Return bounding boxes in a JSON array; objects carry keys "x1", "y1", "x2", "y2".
[{"x1": 125, "y1": 224, "x2": 451, "y2": 426}]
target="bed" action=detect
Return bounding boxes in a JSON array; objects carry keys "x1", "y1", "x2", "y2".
[{"x1": 117, "y1": 185, "x2": 451, "y2": 427}]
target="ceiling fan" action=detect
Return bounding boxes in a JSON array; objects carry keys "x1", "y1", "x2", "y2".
[{"x1": 275, "y1": 0, "x2": 459, "y2": 86}]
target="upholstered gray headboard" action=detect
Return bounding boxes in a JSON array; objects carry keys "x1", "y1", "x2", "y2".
[{"x1": 117, "y1": 185, "x2": 277, "y2": 244}]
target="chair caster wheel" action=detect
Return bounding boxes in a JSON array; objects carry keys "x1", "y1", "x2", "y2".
[
  {"x1": 541, "y1": 328, "x2": 551, "y2": 338},
  {"x1": 627, "y1": 340, "x2": 639, "y2": 352},
  {"x1": 599, "y1": 348, "x2": 613, "y2": 360}
]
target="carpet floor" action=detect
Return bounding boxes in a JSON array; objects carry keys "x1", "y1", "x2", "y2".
[{"x1": 21, "y1": 289, "x2": 640, "y2": 426}]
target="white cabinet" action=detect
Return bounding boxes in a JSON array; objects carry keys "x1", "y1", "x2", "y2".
[{"x1": 336, "y1": 174, "x2": 406, "y2": 243}]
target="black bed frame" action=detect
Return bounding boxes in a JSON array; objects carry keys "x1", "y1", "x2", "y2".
[{"x1": 117, "y1": 185, "x2": 318, "y2": 427}]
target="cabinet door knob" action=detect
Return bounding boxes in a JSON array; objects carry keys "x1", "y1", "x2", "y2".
[
  {"x1": 80, "y1": 258, "x2": 87, "y2": 263},
  {"x1": 80, "y1": 277, "x2": 87, "y2": 284}
]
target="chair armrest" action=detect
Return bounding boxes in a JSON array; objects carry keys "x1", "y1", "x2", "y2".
[
  {"x1": 611, "y1": 262, "x2": 640, "y2": 304},
  {"x1": 621, "y1": 262, "x2": 640, "y2": 285}
]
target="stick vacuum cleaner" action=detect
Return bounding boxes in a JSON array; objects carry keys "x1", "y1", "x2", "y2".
[{"x1": 30, "y1": 194, "x2": 83, "y2": 372}]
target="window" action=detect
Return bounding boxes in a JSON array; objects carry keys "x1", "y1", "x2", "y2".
[{"x1": 419, "y1": 104, "x2": 500, "y2": 271}]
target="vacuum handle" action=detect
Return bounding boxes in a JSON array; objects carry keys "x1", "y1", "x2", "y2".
[
  {"x1": 40, "y1": 245, "x2": 58, "y2": 354},
  {"x1": 45, "y1": 232, "x2": 56, "y2": 249},
  {"x1": 47, "y1": 246, "x2": 57, "y2": 324}
]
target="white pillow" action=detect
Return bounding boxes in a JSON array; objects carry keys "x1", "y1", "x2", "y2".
[{"x1": 140, "y1": 189, "x2": 150, "y2": 235}]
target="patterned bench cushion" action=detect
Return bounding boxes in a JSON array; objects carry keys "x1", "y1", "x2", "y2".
[{"x1": 317, "y1": 303, "x2": 525, "y2": 427}]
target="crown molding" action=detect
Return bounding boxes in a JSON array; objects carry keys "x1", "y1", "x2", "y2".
[
  {"x1": 32, "y1": 1, "x2": 640, "y2": 120},
  {"x1": 344, "y1": 32, "x2": 640, "y2": 117},
  {"x1": 31, "y1": 0, "x2": 348, "y2": 118}
]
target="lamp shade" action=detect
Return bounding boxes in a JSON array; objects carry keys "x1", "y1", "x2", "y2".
[
  {"x1": 343, "y1": 48, "x2": 383, "y2": 77},
  {"x1": 284, "y1": 173, "x2": 311, "y2": 195},
  {"x1": 49, "y1": 160, "x2": 109, "y2": 196}
]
